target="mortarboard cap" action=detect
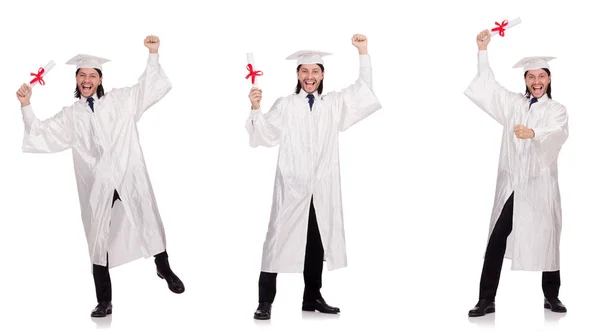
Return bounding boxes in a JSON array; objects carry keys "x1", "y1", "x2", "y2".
[
  {"x1": 65, "y1": 54, "x2": 111, "y2": 71},
  {"x1": 512, "y1": 56, "x2": 555, "y2": 72},
  {"x1": 286, "y1": 50, "x2": 332, "y2": 66}
]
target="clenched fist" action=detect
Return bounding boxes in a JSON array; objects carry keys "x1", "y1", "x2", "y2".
[
  {"x1": 16, "y1": 83, "x2": 32, "y2": 107},
  {"x1": 477, "y1": 30, "x2": 490, "y2": 51},
  {"x1": 352, "y1": 34, "x2": 368, "y2": 55},
  {"x1": 514, "y1": 124, "x2": 535, "y2": 139},
  {"x1": 144, "y1": 35, "x2": 160, "y2": 53},
  {"x1": 249, "y1": 87, "x2": 262, "y2": 110}
]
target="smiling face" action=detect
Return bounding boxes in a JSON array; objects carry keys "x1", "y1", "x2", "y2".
[
  {"x1": 297, "y1": 64, "x2": 324, "y2": 94},
  {"x1": 76, "y1": 68, "x2": 102, "y2": 98},
  {"x1": 525, "y1": 69, "x2": 551, "y2": 99}
]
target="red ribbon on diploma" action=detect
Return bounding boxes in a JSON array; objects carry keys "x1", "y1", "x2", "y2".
[
  {"x1": 492, "y1": 20, "x2": 509, "y2": 37},
  {"x1": 30, "y1": 67, "x2": 46, "y2": 85},
  {"x1": 245, "y1": 64, "x2": 263, "y2": 84}
]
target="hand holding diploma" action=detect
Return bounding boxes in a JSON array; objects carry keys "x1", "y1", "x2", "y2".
[
  {"x1": 17, "y1": 60, "x2": 55, "y2": 107},
  {"x1": 16, "y1": 83, "x2": 32, "y2": 107},
  {"x1": 477, "y1": 30, "x2": 491, "y2": 50},
  {"x1": 248, "y1": 87, "x2": 262, "y2": 110}
]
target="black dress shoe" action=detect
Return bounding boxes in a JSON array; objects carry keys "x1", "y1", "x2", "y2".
[
  {"x1": 544, "y1": 298, "x2": 567, "y2": 313},
  {"x1": 157, "y1": 270, "x2": 185, "y2": 294},
  {"x1": 91, "y1": 301, "x2": 112, "y2": 317},
  {"x1": 468, "y1": 299, "x2": 495, "y2": 317},
  {"x1": 302, "y1": 298, "x2": 340, "y2": 314},
  {"x1": 254, "y1": 302, "x2": 272, "y2": 320}
]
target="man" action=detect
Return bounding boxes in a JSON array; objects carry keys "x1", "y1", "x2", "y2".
[
  {"x1": 246, "y1": 34, "x2": 382, "y2": 320},
  {"x1": 15, "y1": 35, "x2": 184, "y2": 318},
  {"x1": 464, "y1": 29, "x2": 569, "y2": 317}
]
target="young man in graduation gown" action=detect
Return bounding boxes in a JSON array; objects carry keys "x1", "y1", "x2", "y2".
[
  {"x1": 464, "y1": 29, "x2": 569, "y2": 317},
  {"x1": 15, "y1": 35, "x2": 184, "y2": 318},
  {"x1": 246, "y1": 34, "x2": 382, "y2": 320}
]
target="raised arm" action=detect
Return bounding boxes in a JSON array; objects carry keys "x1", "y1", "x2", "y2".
[
  {"x1": 336, "y1": 34, "x2": 382, "y2": 131},
  {"x1": 17, "y1": 84, "x2": 72, "y2": 153},
  {"x1": 245, "y1": 88, "x2": 284, "y2": 148},
  {"x1": 114, "y1": 35, "x2": 172, "y2": 122},
  {"x1": 464, "y1": 30, "x2": 523, "y2": 126}
]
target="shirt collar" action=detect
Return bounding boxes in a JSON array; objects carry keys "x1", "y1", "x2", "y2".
[
  {"x1": 79, "y1": 94, "x2": 98, "y2": 103},
  {"x1": 530, "y1": 93, "x2": 549, "y2": 104},
  {"x1": 298, "y1": 89, "x2": 320, "y2": 99}
]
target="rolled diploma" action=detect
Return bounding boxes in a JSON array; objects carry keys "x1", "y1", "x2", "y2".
[
  {"x1": 484, "y1": 17, "x2": 522, "y2": 39},
  {"x1": 29, "y1": 60, "x2": 56, "y2": 87},
  {"x1": 247, "y1": 53, "x2": 258, "y2": 88}
]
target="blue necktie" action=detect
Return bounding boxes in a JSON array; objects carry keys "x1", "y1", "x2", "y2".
[
  {"x1": 307, "y1": 94, "x2": 314, "y2": 111},
  {"x1": 87, "y1": 97, "x2": 94, "y2": 112},
  {"x1": 529, "y1": 97, "x2": 537, "y2": 109}
]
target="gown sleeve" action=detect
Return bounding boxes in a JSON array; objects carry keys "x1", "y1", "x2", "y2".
[
  {"x1": 245, "y1": 97, "x2": 285, "y2": 148},
  {"x1": 464, "y1": 50, "x2": 524, "y2": 126},
  {"x1": 21, "y1": 104, "x2": 73, "y2": 153},
  {"x1": 335, "y1": 54, "x2": 382, "y2": 131},
  {"x1": 530, "y1": 104, "x2": 569, "y2": 166},
  {"x1": 110, "y1": 53, "x2": 172, "y2": 122}
]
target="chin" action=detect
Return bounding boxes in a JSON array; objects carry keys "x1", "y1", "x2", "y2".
[
  {"x1": 83, "y1": 91, "x2": 96, "y2": 98},
  {"x1": 303, "y1": 86, "x2": 318, "y2": 94}
]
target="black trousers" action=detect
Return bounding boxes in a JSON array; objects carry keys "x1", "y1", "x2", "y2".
[
  {"x1": 92, "y1": 190, "x2": 170, "y2": 302},
  {"x1": 258, "y1": 196, "x2": 324, "y2": 303},
  {"x1": 478, "y1": 191, "x2": 561, "y2": 301}
]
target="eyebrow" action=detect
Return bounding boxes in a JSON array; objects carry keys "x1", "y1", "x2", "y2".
[{"x1": 300, "y1": 68, "x2": 321, "y2": 73}]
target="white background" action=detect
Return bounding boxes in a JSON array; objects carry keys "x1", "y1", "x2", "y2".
[{"x1": 0, "y1": 0, "x2": 597, "y2": 331}]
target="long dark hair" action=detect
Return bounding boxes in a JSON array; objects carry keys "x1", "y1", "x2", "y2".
[
  {"x1": 295, "y1": 64, "x2": 324, "y2": 94},
  {"x1": 524, "y1": 68, "x2": 552, "y2": 99},
  {"x1": 74, "y1": 68, "x2": 105, "y2": 99}
]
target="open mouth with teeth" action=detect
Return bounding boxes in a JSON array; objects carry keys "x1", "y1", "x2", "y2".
[
  {"x1": 531, "y1": 85, "x2": 544, "y2": 95},
  {"x1": 304, "y1": 80, "x2": 317, "y2": 90},
  {"x1": 81, "y1": 84, "x2": 94, "y2": 95}
]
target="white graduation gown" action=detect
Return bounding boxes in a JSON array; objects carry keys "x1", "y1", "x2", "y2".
[
  {"x1": 246, "y1": 55, "x2": 382, "y2": 273},
  {"x1": 21, "y1": 53, "x2": 172, "y2": 269},
  {"x1": 464, "y1": 50, "x2": 569, "y2": 271}
]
